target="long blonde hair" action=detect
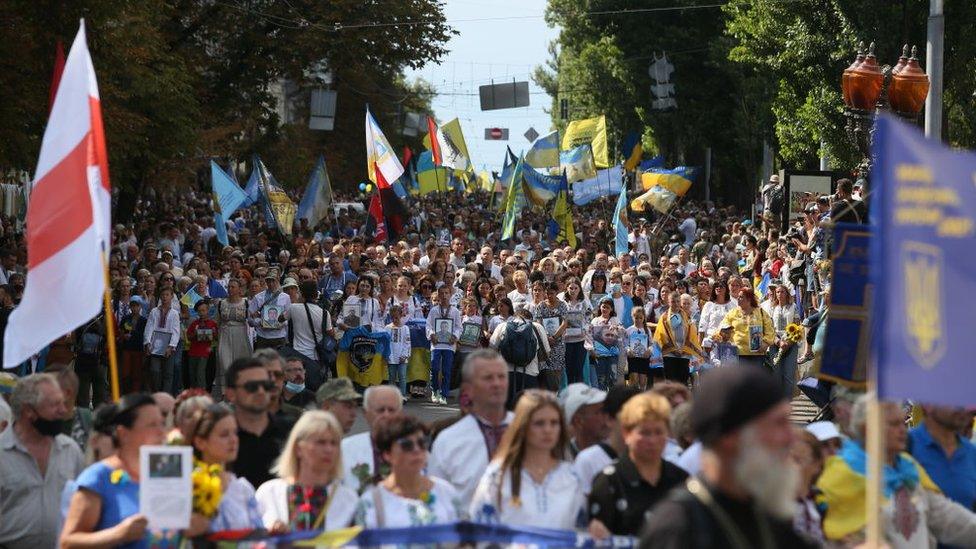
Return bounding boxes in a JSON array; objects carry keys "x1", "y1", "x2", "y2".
[
  {"x1": 272, "y1": 410, "x2": 344, "y2": 481},
  {"x1": 493, "y1": 390, "x2": 569, "y2": 507}
]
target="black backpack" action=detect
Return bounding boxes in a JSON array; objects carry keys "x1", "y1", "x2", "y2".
[
  {"x1": 498, "y1": 320, "x2": 538, "y2": 370},
  {"x1": 768, "y1": 185, "x2": 785, "y2": 216}
]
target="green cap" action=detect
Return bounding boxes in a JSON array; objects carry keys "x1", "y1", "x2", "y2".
[{"x1": 316, "y1": 378, "x2": 362, "y2": 406}]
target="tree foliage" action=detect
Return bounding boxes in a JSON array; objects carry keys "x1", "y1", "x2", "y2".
[
  {"x1": 0, "y1": 0, "x2": 453, "y2": 216},
  {"x1": 536, "y1": 0, "x2": 775, "y2": 204},
  {"x1": 724, "y1": 0, "x2": 976, "y2": 168}
]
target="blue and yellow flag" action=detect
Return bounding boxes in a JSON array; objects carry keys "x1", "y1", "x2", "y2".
[
  {"x1": 522, "y1": 166, "x2": 562, "y2": 207},
  {"x1": 562, "y1": 115, "x2": 609, "y2": 168},
  {"x1": 640, "y1": 167, "x2": 696, "y2": 196},
  {"x1": 547, "y1": 173, "x2": 577, "y2": 248},
  {"x1": 525, "y1": 130, "x2": 560, "y2": 169},
  {"x1": 501, "y1": 154, "x2": 526, "y2": 240},
  {"x1": 336, "y1": 326, "x2": 392, "y2": 388},
  {"x1": 621, "y1": 132, "x2": 643, "y2": 171},
  {"x1": 559, "y1": 144, "x2": 598, "y2": 184}
]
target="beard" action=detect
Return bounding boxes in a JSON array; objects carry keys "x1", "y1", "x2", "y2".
[{"x1": 733, "y1": 426, "x2": 800, "y2": 521}]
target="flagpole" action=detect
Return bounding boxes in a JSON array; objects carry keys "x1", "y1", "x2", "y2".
[{"x1": 101, "y1": 255, "x2": 121, "y2": 402}]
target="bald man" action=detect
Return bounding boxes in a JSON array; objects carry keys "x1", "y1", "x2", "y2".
[{"x1": 340, "y1": 385, "x2": 403, "y2": 495}]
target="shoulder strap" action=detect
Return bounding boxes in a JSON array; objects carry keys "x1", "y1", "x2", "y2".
[
  {"x1": 372, "y1": 486, "x2": 386, "y2": 528},
  {"x1": 303, "y1": 303, "x2": 319, "y2": 341}
]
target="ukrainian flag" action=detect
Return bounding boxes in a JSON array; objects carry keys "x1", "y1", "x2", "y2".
[
  {"x1": 640, "y1": 167, "x2": 696, "y2": 197},
  {"x1": 336, "y1": 326, "x2": 392, "y2": 388}
]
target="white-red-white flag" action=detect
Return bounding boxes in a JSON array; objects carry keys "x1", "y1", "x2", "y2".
[{"x1": 4, "y1": 20, "x2": 110, "y2": 368}]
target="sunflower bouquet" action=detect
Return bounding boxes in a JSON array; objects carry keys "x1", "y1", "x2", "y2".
[
  {"x1": 191, "y1": 460, "x2": 223, "y2": 518},
  {"x1": 773, "y1": 322, "x2": 805, "y2": 366}
]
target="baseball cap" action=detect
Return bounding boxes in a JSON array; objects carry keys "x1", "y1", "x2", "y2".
[
  {"x1": 281, "y1": 277, "x2": 298, "y2": 290},
  {"x1": 805, "y1": 421, "x2": 841, "y2": 442},
  {"x1": 559, "y1": 383, "x2": 607, "y2": 422},
  {"x1": 315, "y1": 378, "x2": 362, "y2": 406}
]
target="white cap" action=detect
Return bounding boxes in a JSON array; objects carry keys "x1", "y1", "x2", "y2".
[
  {"x1": 805, "y1": 421, "x2": 841, "y2": 442},
  {"x1": 559, "y1": 383, "x2": 607, "y2": 421}
]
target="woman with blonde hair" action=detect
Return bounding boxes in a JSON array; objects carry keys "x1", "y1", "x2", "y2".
[
  {"x1": 469, "y1": 390, "x2": 584, "y2": 530},
  {"x1": 254, "y1": 411, "x2": 357, "y2": 532}
]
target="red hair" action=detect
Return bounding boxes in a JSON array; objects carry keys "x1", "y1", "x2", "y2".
[{"x1": 738, "y1": 288, "x2": 759, "y2": 308}]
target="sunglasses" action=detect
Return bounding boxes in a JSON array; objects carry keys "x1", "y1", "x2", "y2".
[
  {"x1": 234, "y1": 380, "x2": 275, "y2": 393},
  {"x1": 395, "y1": 435, "x2": 429, "y2": 453}
]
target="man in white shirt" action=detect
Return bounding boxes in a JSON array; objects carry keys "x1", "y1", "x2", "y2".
[
  {"x1": 248, "y1": 272, "x2": 292, "y2": 349},
  {"x1": 341, "y1": 385, "x2": 402, "y2": 495},
  {"x1": 428, "y1": 349, "x2": 512, "y2": 507},
  {"x1": 426, "y1": 286, "x2": 462, "y2": 405},
  {"x1": 476, "y1": 246, "x2": 503, "y2": 281},
  {"x1": 573, "y1": 384, "x2": 640, "y2": 495}
]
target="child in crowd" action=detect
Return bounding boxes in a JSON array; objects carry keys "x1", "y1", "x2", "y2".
[
  {"x1": 456, "y1": 297, "x2": 483, "y2": 370},
  {"x1": 625, "y1": 307, "x2": 653, "y2": 390},
  {"x1": 386, "y1": 304, "x2": 412, "y2": 398},
  {"x1": 186, "y1": 300, "x2": 218, "y2": 391}
]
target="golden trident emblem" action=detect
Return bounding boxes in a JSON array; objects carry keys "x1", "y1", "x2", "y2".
[{"x1": 902, "y1": 241, "x2": 946, "y2": 369}]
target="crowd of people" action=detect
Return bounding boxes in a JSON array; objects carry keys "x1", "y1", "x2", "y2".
[{"x1": 0, "y1": 173, "x2": 974, "y2": 548}]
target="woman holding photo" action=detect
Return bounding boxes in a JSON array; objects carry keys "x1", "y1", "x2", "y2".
[{"x1": 533, "y1": 281, "x2": 568, "y2": 392}]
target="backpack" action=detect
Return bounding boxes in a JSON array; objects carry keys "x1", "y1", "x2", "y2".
[
  {"x1": 768, "y1": 184, "x2": 785, "y2": 216},
  {"x1": 498, "y1": 320, "x2": 538, "y2": 370}
]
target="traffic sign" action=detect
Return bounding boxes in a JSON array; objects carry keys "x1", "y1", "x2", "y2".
[
  {"x1": 484, "y1": 127, "x2": 509, "y2": 140},
  {"x1": 524, "y1": 127, "x2": 539, "y2": 142}
]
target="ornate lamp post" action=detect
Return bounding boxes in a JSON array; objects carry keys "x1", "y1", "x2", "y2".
[{"x1": 841, "y1": 43, "x2": 930, "y2": 185}]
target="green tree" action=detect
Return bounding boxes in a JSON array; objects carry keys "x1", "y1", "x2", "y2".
[
  {"x1": 536, "y1": 0, "x2": 775, "y2": 204},
  {"x1": 0, "y1": 0, "x2": 452, "y2": 218},
  {"x1": 725, "y1": 0, "x2": 976, "y2": 169}
]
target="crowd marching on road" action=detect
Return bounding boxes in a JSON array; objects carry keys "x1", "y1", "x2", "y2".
[{"x1": 1, "y1": 173, "x2": 976, "y2": 549}]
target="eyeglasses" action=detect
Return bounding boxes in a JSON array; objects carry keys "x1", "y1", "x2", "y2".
[
  {"x1": 269, "y1": 370, "x2": 286, "y2": 380},
  {"x1": 233, "y1": 380, "x2": 275, "y2": 393},
  {"x1": 395, "y1": 435, "x2": 430, "y2": 453}
]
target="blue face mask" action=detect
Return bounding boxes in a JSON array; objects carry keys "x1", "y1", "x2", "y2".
[{"x1": 285, "y1": 381, "x2": 305, "y2": 393}]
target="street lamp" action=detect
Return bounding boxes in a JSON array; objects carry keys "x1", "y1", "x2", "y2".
[{"x1": 841, "y1": 43, "x2": 930, "y2": 183}]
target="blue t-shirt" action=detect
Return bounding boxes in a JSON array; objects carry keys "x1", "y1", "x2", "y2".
[
  {"x1": 908, "y1": 423, "x2": 976, "y2": 510},
  {"x1": 75, "y1": 462, "x2": 145, "y2": 549}
]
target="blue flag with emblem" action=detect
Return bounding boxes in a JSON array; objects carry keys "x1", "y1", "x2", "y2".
[
  {"x1": 297, "y1": 155, "x2": 334, "y2": 229},
  {"x1": 872, "y1": 115, "x2": 976, "y2": 407},
  {"x1": 210, "y1": 160, "x2": 248, "y2": 247},
  {"x1": 573, "y1": 166, "x2": 624, "y2": 206}
]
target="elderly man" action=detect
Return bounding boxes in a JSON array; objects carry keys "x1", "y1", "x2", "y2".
[
  {"x1": 341, "y1": 385, "x2": 403, "y2": 494},
  {"x1": 818, "y1": 397, "x2": 976, "y2": 546},
  {"x1": 428, "y1": 349, "x2": 511, "y2": 506},
  {"x1": 0, "y1": 374, "x2": 84, "y2": 548},
  {"x1": 641, "y1": 367, "x2": 817, "y2": 548},
  {"x1": 316, "y1": 377, "x2": 362, "y2": 434}
]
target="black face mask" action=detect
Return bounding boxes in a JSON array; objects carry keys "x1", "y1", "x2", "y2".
[{"x1": 31, "y1": 408, "x2": 64, "y2": 438}]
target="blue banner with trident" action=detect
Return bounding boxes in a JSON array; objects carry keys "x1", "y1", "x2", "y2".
[{"x1": 872, "y1": 115, "x2": 976, "y2": 407}]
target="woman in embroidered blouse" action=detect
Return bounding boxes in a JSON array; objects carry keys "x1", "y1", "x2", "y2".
[
  {"x1": 255, "y1": 410, "x2": 357, "y2": 532},
  {"x1": 188, "y1": 403, "x2": 265, "y2": 533},
  {"x1": 469, "y1": 390, "x2": 584, "y2": 531},
  {"x1": 338, "y1": 277, "x2": 382, "y2": 331},
  {"x1": 355, "y1": 414, "x2": 462, "y2": 528},
  {"x1": 62, "y1": 393, "x2": 208, "y2": 548}
]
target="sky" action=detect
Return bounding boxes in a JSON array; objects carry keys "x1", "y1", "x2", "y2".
[{"x1": 403, "y1": 0, "x2": 560, "y2": 174}]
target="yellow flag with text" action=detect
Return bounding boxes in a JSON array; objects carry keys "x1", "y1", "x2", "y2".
[{"x1": 561, "y1": 115, "x2": 609, "y2": 168}]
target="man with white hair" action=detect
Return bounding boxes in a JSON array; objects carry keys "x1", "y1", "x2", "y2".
[
  {"x1": 641, "y1": 366, "x2": 816, "y2": 548},
  {"x1": 0, "y1": 374, "x2": 84, "y2": 548},
  {"x1": 340, "y1": 385, "x2": 403, "y2": 495}
]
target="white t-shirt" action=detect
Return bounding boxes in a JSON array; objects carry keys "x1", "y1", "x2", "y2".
[
  {"x1": 469, "y1": 460, "x2": 584, "y2": 531},
  {"x1": 676, "y1": 440, "x2": 703, "y2": 476},
  {"x1": 341, "y1": 432, "x2": 375, "y2": 496},
  {"x1": 288, "y1": 302, "x2": 330, "y2": 361},
  {"x1": 573, "y1": 444, "x2": 614, "y2": 495}
]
